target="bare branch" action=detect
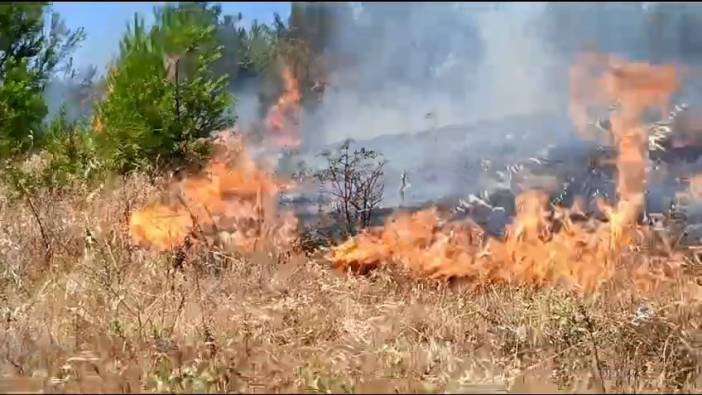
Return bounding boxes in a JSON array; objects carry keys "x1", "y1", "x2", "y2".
[{"x1": 314, "y1": 141, "x2": 386, "y2": 235}]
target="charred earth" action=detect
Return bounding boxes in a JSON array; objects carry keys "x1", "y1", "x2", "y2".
[{"x1": 282, "y1": 107, "x2": 702, "y2": 242}]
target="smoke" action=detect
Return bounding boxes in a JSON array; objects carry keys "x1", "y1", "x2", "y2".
[
  {"x1": 44, "y1": 74, "x2": 95, "y2": 123},
  {"x1": 302, "y1": 2, "x2": 569, "y2": 146},
  {"x1": 299, "y1": 2, "x2": 702, "y2": 148},
  {"x1": 468, "y1": 4, "x2": 565, "y2": 119},
  {"x1": 287, "y1": 2, "x2": 702, "y2": 209},
  {"x1": 290, "y1": 3, "x2": 579, "y2": 208},
  {"x1": 44, "y1": 79, "x2": 74, "y2": 121},
  {"x1": 231, "y1": 77, "x2": 262, "y2": 128}
]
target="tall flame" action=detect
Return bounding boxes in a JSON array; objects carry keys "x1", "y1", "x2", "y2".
[
  {"x1": 129, "y1": 133, "x2": 297, "y2": 252},
  {"x1": 264, "y1": 65, "x2": 303, "y2": 148},
  {"x1": 328, "y1": 53, "x2": 680, "y2": 293}
]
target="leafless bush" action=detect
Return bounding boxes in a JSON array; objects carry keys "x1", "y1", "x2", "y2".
[{"x1": 315, "y1": 139, "x2": 386, "y2": 236}]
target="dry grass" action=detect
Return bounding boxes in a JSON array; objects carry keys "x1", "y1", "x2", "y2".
[{"x1": 1, "y1": 175, "x2": 702, "y2": 393}]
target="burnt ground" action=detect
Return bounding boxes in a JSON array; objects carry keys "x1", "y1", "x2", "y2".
[{"x1": 279, "y1": 112, "x2": 702, "y2": 244}]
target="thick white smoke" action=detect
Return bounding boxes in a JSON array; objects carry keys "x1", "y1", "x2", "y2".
[
  {"x1": 302, "y1": 2, "x2": 568, "y2": 146},
  {"x1": 467, "y1": 4, "x2": 564, "y2": 122}
]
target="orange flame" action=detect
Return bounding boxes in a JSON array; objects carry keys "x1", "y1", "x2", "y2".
[
  {"x1": 129, "y1": 133, "x2": 298, "y2": 252},
  {"x1": 264, "y1": 65, "x2": 303, "y2": 148},
  {"x1": 329, "y1": 53, "x2": 681, "y2": 293},
  {"x1": 691, "y1": 174, "x2": 702, "y2": 200},
  {"x1": 328, "y1": 193, "x2": 623, "y2": 293}
]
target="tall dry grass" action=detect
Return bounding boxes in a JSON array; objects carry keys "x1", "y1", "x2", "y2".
[{"x1": 1, "y1": 173, "x2": 702, "y2": 393}]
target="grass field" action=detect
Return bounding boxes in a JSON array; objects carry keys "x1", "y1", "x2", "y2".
[{"x1": 1, "y1": 173, "x2": 702, "y2": 394}]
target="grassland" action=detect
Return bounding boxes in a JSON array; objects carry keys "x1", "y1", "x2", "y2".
[{"x1": 1, "y1": 173, "x2": 702, "y2": 393}]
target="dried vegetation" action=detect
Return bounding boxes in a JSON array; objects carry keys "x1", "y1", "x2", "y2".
[{"x1": 1, "y1": 173, "x2": 702, "y2": 393}]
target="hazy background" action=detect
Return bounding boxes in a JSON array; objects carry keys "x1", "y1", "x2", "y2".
[
  {"x1": 38, "y1": 2, "x2": 702, "y2": 209},
  {"x1": 48, "y1": 2, "x2": 702, "y2": 145},
  {"x1": 300, "y1": 2, "x2": 702, "y2": 146}
]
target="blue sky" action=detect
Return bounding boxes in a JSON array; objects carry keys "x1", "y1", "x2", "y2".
[{"x1": 52, "y1": 2, "x2": 290, "y2": 72}]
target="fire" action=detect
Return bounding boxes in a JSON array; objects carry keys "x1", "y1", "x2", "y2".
[
  {"x1": 128, "y1": 52, "x2": 685, "y2": 293},
  {"x1": 691, "y1": 174, "x2": 702, "y2": 199},
  {"x1": 129, "y1": 132, "x2": 298, "y2": 252},
  {"x1": 328, "y1": 208, "x2": 485, "y2": 279},
  {"x1": 569, "y1": 52, "x2": 678, "y2": 143},
  {"x1": 264, "y1": 65, "x2": 303, "y2": 148},
  {"x1": 329, "y1": 53, "x2": 681, "y2": 293},
  {"x1": 328, "y1": 192, "x2": 623, "y2": 293},
  {"x1": 92, "y1": 114, "x2": 104, "y2": 134}
]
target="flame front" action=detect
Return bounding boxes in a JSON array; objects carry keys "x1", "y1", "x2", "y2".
[
  {"x1": 129, "y1": 133, "x2": 297, "y2": 252},
  {"x1": 329, "y1": 53, "x2": 681, "y2": 293},
  {"x1": 327, "y1": 192, "x2": 621, "y2": 293},
  {"x1": 264, "y1": 65, "x2": 303, "y2": 148},
  {"x1": 129, "y1": 52, "x2": 683, "y2": 294}
]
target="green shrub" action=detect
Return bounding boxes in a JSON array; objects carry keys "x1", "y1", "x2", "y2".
[
  {"x1": 93, "y1": 5, "x2": 234, "y2": 174},
  {"x1": 1, "y1": 107, "x2": 106, "y2": 198},
  {"x1": 0, "y1": 4, "x2": 84, "y2": 157}
]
